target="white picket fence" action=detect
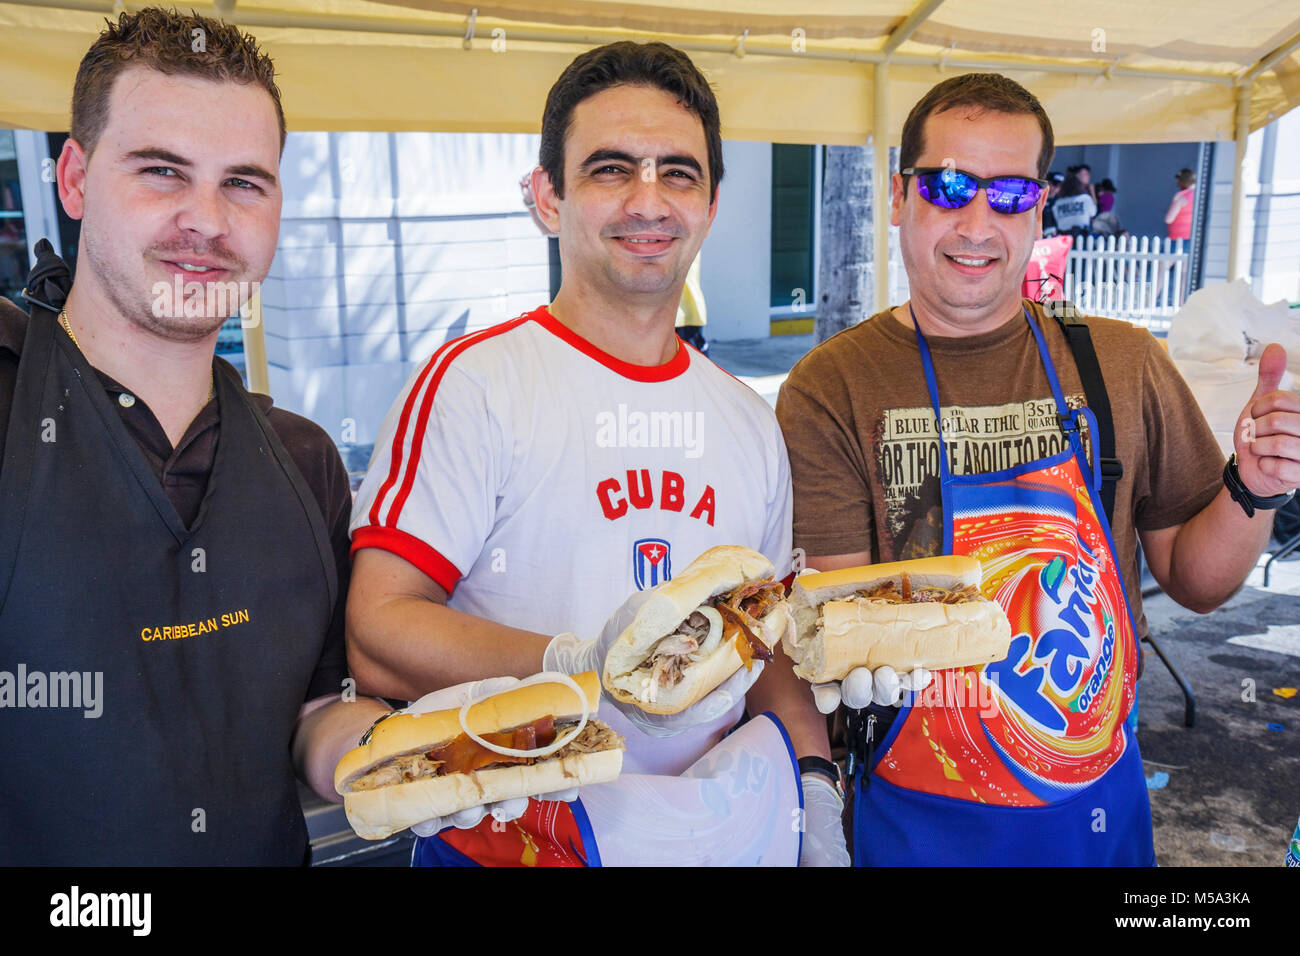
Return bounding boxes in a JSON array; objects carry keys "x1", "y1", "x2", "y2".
[
  {"x1": 885, "y1": 233, "x2": 1190, "y2": 334},
  {"x1": 1062, "y1": 235, "x2": 1189, "y2": 333},
  {"x1": 883, "y1": 233, "x2": 1190, "y2": 335}
]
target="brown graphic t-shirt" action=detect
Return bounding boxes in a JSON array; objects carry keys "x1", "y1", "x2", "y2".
[{"x1": 776, "y1": 299, "x2": 1225, "y2": 641}]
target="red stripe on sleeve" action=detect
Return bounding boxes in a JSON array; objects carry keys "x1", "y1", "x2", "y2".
[
  {"x1": 384, "y1": 313, "x2": 536, "y2": 528},
  {"x1": 368, "y1": 314, "x2": 535, "y2": 527},
  {"x1": 367, "y1": 345, "x2": 448, "y2": 527},
  {"x1": 351, "y1": 526, "x2": 464, "y2": 595}
]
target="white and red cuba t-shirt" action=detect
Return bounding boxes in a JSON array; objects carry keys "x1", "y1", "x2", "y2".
[{"x1": 351, "y1": 306, "x2": 792, "y2": 774}]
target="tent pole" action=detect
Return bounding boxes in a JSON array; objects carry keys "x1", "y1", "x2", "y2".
[
  {"x1": 882, "y1": 0, "x2": 947, "y2": 55},
  {"x1": 1240, "y1": 30, "x2": 1300, "y2": 84},
  {"x1": 1227, "y1": 81, "x2": 1251, "y2": 282},
  {"x1": 244, "y1": 287, "x2": 270, "y2": 395},
  {"x1": 871, "y1": 0, "x2": 945, "y2": 313},
  {"x1": 873, "y1": 61, "x2": 891, "y2": 313}
]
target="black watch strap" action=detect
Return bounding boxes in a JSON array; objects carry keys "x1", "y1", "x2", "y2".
[
  {"x1": 798, "y1": 756, "x2": 843, "y2": 791},
  {"x1": 1223, "y1": 453, "x2": 1295, "y2": 517}
]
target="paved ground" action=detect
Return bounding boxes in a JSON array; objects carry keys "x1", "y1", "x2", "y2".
[
  {"x1": 1139, "y1": 558, "x2": 1300, "y2": 867},
  {"x1": 708, "y1": 333, "x2": 813, "y2": 406}
]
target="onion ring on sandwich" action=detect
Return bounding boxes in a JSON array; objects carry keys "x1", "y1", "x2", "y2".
[{"x1": 334, "y1": 671, "x2": 624, "y2": 839}]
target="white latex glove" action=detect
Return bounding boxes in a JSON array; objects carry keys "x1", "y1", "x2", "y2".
[
  {"x1": 810, "y1": 665, "x2": 934, "y2": 714},
  {"x1": 399, "y1": 676, "x2": 580, "y2": 838},
  {"x1": 544, "y1": 584, "x2": 766, "y2": 739},
  {"x1": 798, "y1": 774, "x2": 850, "y2": 867}
]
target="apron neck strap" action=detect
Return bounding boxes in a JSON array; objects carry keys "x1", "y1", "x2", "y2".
[
  {"x1": 909, "y1": 303, "x2": 953, "y2": 484},
  {"x1": 1022, "y1": 305, "x2": 1071, "y2": 416},
  {"x1": 909, "y1": 302, "x2": 1097, "y2": 492},
  {"x1": 909, "y1": 302, "x2": 1074, "y2": 420}
]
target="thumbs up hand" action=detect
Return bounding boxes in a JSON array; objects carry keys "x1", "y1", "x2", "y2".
[{"x1": 1234, "y1": 343, "x2": 1300, "y2": 498}]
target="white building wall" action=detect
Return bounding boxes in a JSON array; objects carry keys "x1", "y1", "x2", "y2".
[
  {"x1": 1202, "y1": 109, "x2": 1300, "y2": 302},
  {"x1": 1254, "y1": 109, "x2": 1300, "y2": 303},
  {"x1": 265, "y1": 131, "x2": 549, "y2": 448},
  {"x1": 699, "y1": 140, "x2": 772, "y2": 341}
]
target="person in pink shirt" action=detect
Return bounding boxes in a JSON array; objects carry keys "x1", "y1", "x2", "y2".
[{"x1": 1165, "y1": 168, "x2": 1196, "y2": 241}]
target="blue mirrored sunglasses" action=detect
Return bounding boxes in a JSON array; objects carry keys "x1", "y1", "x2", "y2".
[{"x1": 902, "y1": 167, "x2": 1049, "y2": 215}]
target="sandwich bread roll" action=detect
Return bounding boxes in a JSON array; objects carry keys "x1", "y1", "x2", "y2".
[
  {"x1": 603, "y1": 545, "x2": 791, "y2": 715},
  {"x1": 784, "y1": 555, "x2": 1011, "y2": 683},
  {"x1": 335, "y1": 671, "x2": 623, "y2": 840}
]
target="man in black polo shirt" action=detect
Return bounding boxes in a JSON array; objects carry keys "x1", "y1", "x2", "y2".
[{"x1": 0, "y1": 7, "x2": 390, "y2": 864}]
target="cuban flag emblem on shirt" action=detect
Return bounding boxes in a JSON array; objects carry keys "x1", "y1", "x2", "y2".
[{"x1": 633, "y1": 538, "x2": 672, "y2": 590}]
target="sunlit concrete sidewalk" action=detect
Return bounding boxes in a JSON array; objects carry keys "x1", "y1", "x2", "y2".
[{"x1": 707, "y1": 333, "x2": 814, "y2": 407}]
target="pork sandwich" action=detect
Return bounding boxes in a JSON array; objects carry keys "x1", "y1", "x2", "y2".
[
  {"x1": 603, "y1": 545, "x2": 791, "y2": 715},
  {"x1": 334, "y1": 671, "x2": 623, "y2": 840},
  {"x1": 783, "y1": 555, "x2": 1012, "y2": 684}
]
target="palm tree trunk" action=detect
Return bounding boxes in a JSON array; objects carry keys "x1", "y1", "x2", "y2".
[{"x1": 815, "y1": 144, "x2": 876, "y2": 344}]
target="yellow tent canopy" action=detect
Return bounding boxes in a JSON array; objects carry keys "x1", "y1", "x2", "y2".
[
  {"x1": 1, "y1": 0, "x2": 1296, "y2": 383},
  {"x1": 2, "y1": 0, "x2": 1296, "y2": 144}
]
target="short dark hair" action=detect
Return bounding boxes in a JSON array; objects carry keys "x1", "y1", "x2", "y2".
[
  {"x1": 899, "y1": 72, "x2": 1054, "y2": 197},
  {"x1": 72, "y1": 6, "x2": 286, "y2": 158},
  {"x1": 539, "y1": 41, "x2": 724, "y2": 201},
  {"x1": 1176, "y1": 168, "x2": 1196, "y2": 189}
]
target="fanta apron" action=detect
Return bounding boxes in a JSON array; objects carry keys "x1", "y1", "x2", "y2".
[{"x1": 852, "y1": 306, "x2": 1154, "y2": 866}]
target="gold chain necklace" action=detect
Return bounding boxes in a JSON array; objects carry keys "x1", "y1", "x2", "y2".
[{"x1": 59, "y1": 309, "x2": 215, "y2": 402}]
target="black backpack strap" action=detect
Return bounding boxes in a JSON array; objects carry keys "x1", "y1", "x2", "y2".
[
  {"x1": 1055, "y1": 310, "x2": 1123, "y2": 526},
  {"x1": 20, "y1": 238, "x2": 71, "y2": 320}
]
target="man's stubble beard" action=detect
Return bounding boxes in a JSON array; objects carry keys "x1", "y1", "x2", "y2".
[
  {"x1": 595, "y1": 236, "x2": 698, "y2": 305},
  {"x1": 80, "y1": 222, "x2": 241, "y2": 344}
]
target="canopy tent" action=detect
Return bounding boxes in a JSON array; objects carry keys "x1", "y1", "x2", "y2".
[
  {"x1": 2, "y1": 0, "x2": 1298, "y2": 389},
  {"x1": 4, "y1": 1, "x2": 1298, "y2": 142}
]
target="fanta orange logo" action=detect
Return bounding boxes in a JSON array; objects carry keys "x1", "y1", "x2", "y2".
[{"x1": 986, "y1": 546, "x2": 1105, "y2": 732}]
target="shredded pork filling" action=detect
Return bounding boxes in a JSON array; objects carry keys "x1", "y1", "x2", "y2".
[
  {"x1": 347, "y1": 720, "x2": 622, "y2": 792},
  {"x1": 731, "y1": 580, "x2": 786, "y2": 619},
  {"x1": 635, "y1": 611, "x2": 709, "y2": 695},
  {"x1": 857, "y1": 571, "x2": 981, "y2": 605},
  {"x1": 634, "y1": 584, "x2": 783, "y2": 699}
]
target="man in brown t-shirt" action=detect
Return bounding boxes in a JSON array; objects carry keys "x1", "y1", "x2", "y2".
[{"x1": 777, "y1": 72, "x2": 1300, "y2": 865}]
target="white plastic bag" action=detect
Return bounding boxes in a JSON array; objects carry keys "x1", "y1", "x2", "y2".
[
  {"x1": 1169, "y1": 279, "x2": 1300, "y2": 364},
  {"x1": 1168, "y1": 280, "x2": 1298, "y2": 454}
]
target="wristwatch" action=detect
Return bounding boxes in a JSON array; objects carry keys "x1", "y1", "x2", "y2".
[
  {"x1": 1223, "y1": 453, "x2": 1295, "y2": 518},
  {"x1": 798, "y1": 756, "x2": 846, "y2": 800}
]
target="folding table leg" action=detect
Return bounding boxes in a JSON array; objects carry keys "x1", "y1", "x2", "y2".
[
  {"x1": 1142, "y1": 633, "x2": 1195, "y2": 728},
  {"x1": 1262, "y1": 531, "x2": 1300, "y2": 587}
]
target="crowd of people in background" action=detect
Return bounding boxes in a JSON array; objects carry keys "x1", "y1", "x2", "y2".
[
  {"x1": 1045, "y1": 164, "x2": 1100, "y2": 236},
  {"x1": 1042, "y1": 162, "x2": 1197, "y2": 244},
  {"x1": 1043, "y1": 163, "x2": 1123, "y2": 238}
]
